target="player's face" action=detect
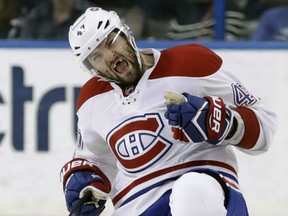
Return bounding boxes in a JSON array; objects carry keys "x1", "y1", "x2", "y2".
[{"x1": 87, "y1": 31, "x2": 142, "y2": 85}]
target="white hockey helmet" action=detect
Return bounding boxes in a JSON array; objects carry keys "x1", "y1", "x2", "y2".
[{"x1": 68, "y1": 7, "x2": 142, "y2": 76}]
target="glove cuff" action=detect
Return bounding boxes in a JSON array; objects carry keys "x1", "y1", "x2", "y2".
[
  {"x1": 204, "y1": 96, "x2": 234, "y2": 144},
  {"x1": 60, "y1": 158, "x2": 111, "y2": 193}
]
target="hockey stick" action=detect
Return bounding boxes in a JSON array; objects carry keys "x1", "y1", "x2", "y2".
[{"x1": 68, "y1": 190, "x2": 93, "y2": 216}]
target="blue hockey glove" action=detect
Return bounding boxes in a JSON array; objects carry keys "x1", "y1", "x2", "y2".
[
  {"x1": 65, "y1": 171, "x2": 107, "y2": 216},
  {"x1": 60, "y1": 158, "x2": 111, "y2": 216},
  {"x1": 164, "y1": 91, "x2": 234, "y2": 145}
]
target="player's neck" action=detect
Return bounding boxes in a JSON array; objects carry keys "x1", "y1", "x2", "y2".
[{"x1": 141, "y1": 53, "x2": 154, "y2": 73}]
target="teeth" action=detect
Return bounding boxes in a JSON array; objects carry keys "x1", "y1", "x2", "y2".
[{"x1": 113, "y1": 59, "x2": 123, "y2": 69}]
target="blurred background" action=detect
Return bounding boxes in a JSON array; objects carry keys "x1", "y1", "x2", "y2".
[
  {"x1": 1, "y1": 0, "x2": 288, "y2": 41},
  {"x1": 1, "y1": 0, "x2": 288, "y2": 216}
]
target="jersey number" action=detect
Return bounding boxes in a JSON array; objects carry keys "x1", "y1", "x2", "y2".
[{"x1": 232, "y1": 83, "x2": 257, "y2": 107}]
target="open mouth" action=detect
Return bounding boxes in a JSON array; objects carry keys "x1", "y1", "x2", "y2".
[{"x1": 113, "y1": 59, "x2": 129, "y2": 74}]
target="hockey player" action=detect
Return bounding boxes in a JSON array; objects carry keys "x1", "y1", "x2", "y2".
[{"x1": 60, "y1": 7, "x2": 277, "y2": 216}]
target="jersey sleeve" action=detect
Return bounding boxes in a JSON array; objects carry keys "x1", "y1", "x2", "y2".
[
  {"x1": 72, "y1": 77, "x2": 118, "y2": 188},
  {"x1": 73, "y1": 127, "x2": 118, "y2": 184},
  {"x1": 193, "y1": 66, "x2": 277, "y2": 155},
  {"x1": 150, "y1": 44, "x2": 276, "y2": 154}
]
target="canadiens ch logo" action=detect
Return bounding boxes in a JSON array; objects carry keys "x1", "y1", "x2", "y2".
[{"x1": 106, "y1": 113, "x2": 172, "y2": 173}]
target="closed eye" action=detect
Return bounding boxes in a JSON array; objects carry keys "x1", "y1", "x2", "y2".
[
  {"x1": 106, "y1": 37, "x2": 114, "y2": 48},
  {"x1": 90, "y1": 51, "x2": 101, "y2": 62}
]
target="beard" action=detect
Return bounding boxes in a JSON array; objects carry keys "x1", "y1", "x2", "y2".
[{"x1": 115, "y1": 42, "x2": 142, "y2": 86}]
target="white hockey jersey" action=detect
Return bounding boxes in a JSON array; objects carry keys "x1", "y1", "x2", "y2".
[{"x1": 73, "y1": 44, "x2": 277, "y2": 215}]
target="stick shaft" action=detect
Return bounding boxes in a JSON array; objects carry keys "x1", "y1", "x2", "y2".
[{"x1": 68, "y1": 190, "x2": 93, "y2": 216}]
